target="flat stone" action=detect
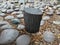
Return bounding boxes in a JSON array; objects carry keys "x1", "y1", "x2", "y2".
[
  {"x1": 46, "y1": 10, "x2": 54, "y2": 15},
  {"x1": 5, "y1": 15, "x2": 14, "y2": 20},
  {"x1": 0, "y1": 21, "x2": 9, "y2": 26},
  {"x1": 11, "y1": 18, "x2": 20, "y2": 24},
  {"x1": 7, "y1": 9, "x2": 14, "y2": 13},
  {"x1": 0, "y1": 29, "x2": 19, "y2": 44},
  {"x1": 42, "y1": 16, "x2": 50, "y2": 21},
  {"x1": 17, "y1": 24, "x2": 25, "y2": 30},
  {"x1": 28, "y1": 0, "x2": 34, "y2": 2},
  {"x1": 14, "y1": 8, "x2": 19, "y2": 11},
  {"x1": 0, "y1": 13, "x2": 6, "y2": 16},
  {"x1": 1, "y1": 24, "x2": 13, "y2": 29},
  {"x1": 17, "y1": 14, "x2": 24, "y2": 18},
  {"x1": 53, "y1": 21, "x2": 60, "y2": 25},
  {"x1": 43, "y1": 31, "x2": 55, "y2": 42},
  {"x1": 19, "y1": 0, "x2": 27, "y2": 3},
  {"x1": 16, "y1": 35, "x2": 31, "y2": 45},
  {"x1": 11, "y1": 11, "x2": 20, "y2": 15},
  {"x1": 1, "y1": 9, "x2": 7, "y2": 13}
]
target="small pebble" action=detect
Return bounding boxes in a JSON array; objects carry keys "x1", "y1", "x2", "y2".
[
  {"x1": 53, "y1": 21, "x2": 60, "y2": 25},
  {"x1": 0, "y1": 29, "x2": 19, "y2": 44},
  {"x1": 43, "y1": 31, "x2": 55, "y2": 42},
  {"x1": 1, "y1": 9, "x2": 7, "y2": 13},
  {"x1": 11, "y1": 18, "x2": 20, "y2": 24},
  {"x1": 1, "y1": 24, "x2": 13, "y2": 29},
  {"x1": 42, "y1": 16, "x2": 50, "y2": 21},
  {"x1": 11, "y1": 11, "x2": 20, "y2": 15},
  {"x1": 17, "y1": 14, "x2": 24, "y2": 18},
  {"x1": 0, "y1": 21, "x2": 9, "y2": 26},
  {"x1": 0, "y1": 13, "x2": 6, "y2": 16},
  {"x1": 5, "y1": 15, "x2": 14, "y2": 20},
  {"x1": 7, "y1": 9, "x2": 14, "y2": 13},
  {"x1": 14, "y1": 8, "x2": 19, "y2": 11},
  {"x1": 16, "y1": 35, "x2": 31, "y2": 45},
  {"x1": 17, "y1": 24, "x2": 25, "y2": 30}
]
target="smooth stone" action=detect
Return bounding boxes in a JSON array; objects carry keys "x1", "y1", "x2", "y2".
[
  {"x1": 1, "y1": 24, "x2": 13, "y2": 29},
  {"x1": 5, "y1": 15, "x2": 14, "y2": 20},
  {"x1": 0, "y1": 13, "x2": 5, "y2": 16},
  {"x1": 0, "y1": 21, "x2": 9, "y2": 26},
  {"x1": 42, "y1": 16, "x2": 50, "y2": 21},
  {"x1": 53, "y1": 21, "x2": 60, "y2": 25},
  {"x1": 19, "y1": 0, "x2": 27, "y2": 3},
  {"x1": 17, "y1": 14, "x2": 24, "y2": 18},
  {"x1": 1, "y1": 9, "x2": 7, "y2": 13},
  {"x1": 17, "y1": 24, "x2": 25, "y2": 30},
  {"x1": 11, "y1": 18, "x2": 20, "y2": 24},
  {"x1": 0, "y1": 29, "x2": 19, "y2": 44},
  {"x1": 14, "y1": 8, "x2": 19, "y2": 11},
  {"x1": 28, "y1": 0, "x2": 34, "y2": 2},
  {"x1": 43, "y1": 31, "x2": 55, "y2": 42},
  {"x1": 11, "y1": 11, "x2": 20, "y2": 15},
  {"x1": 16, "y1": 35, "x2": 31, "y2": 45},
  {"x1": 40, "y1": 20, "x2": 45, "y2": 26},
  {"x1": 7, "y1": 9, "x2": 14, "y2": 13},
  {"x1": 46, "y1": 10, "x2": 54, "y2": 15}
]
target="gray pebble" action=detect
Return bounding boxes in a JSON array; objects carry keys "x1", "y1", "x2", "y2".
[
  {"x1": 43, "y1": 31, "x2": 55, "y2": 42},
  {"x1": 0, "y1": 29, "x2": 19, "y2": 44},
  {"x1": 16, "y1": 35, "x2": 31, "y2": 45},
  {"x1": 5, "y1": 15, "x2": 14, "y2": 20}
]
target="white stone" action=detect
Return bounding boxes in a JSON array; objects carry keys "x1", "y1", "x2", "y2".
[
  {"x1": 14, "y1": 8, "x2": 19, "y2": 11},
  {"x1": 11, "y1": 11, "x2": 20, "y2": 15},
  {"x1": 0, "y1": 13, "x2": 5, "y2": 16},
  {"x1": 43, "y1": 31, "x2": 55, "y2": 42},
  {"x1": 28, "y1": 0, "x2": 34, "y2": 2},
  {"x1": 17, "y1": 14, "x2": 24, "y2": 18},
  {"x1": 7, "y1": 9, "x2": 14, "y2": 13},
  {"x1": 42, "y1": 16, "x2": 50, "y2": 21},
  {"x1": 17, "y1": 24, "x2": 25, "y2": 30},
  {"x1": 46, "y1": 10, "x2": 54, "y2": 15},
  {"x1": 19, "y1": 0, "x2": 27, "y2": 3},
  {"x1": 1, "y1": 24, "x2": 13, "y2": 29},
  {"x1": 5, "y1": 15, "x2": 14, "y2": 20},
  {"x1": 16, "y1": 35, "x2": 30, "y2": 45},
  {"x1": 0, "y1": 29, "x2": 19, "y2": 44},
  {"x1": 53, "y1": 21, "x2": 60, "y2": 25},
  {"x1": 40, "y1": 20, "x2": 45, "y2": 26},
  {"x1": 0, "y1": 21, "x2": 9, "y2": 25},
  {"x1": 1, "y1": 9, "x2": 7, "y2": 13}
]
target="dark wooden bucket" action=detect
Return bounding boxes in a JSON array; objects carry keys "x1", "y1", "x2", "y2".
[{"x1": 24, "y1": 8, "x2": 43, "y2": 33}]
